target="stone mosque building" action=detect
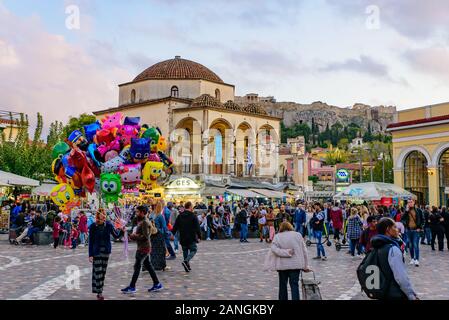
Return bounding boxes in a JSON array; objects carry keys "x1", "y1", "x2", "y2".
[{"x1": 93, "y1": 56, "x2": 283, "y2": 192}]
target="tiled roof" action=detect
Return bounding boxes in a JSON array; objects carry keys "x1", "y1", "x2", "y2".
[
  {"x1": 133, "y1": 56, "x2": 224, "y2": 83},
  {"x1": 223, "y1": 100, "x2": 242, "y2": 111},
  {"x1": 242, "y1": 103, "x2": 268, "y2": 115},
  {"x1": 191, "y1": 94, "x2": 223, "y2": 108}
]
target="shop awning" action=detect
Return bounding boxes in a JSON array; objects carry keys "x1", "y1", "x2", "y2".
[
  {"x1": 250, "y1": 188, "x2": 293, "y2": 199},
  {"x1": 0, "y1": 170, "x2": 39, "y2": 187},
  {"x1": 226, "y1": 188, "x2": 263, "y2": 198},
  {"x1": 202, "y1": 187, "x2": 227, "y2": 197},
  {"x1": 32, "y1": 183, "x2": 57, "y2": 196}
]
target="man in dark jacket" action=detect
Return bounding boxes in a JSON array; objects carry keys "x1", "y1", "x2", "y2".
[
  {"x1": 172, "y1": 202, "x2": 201, "y2": 272},
  {"x1": 236, "y1": 203, "x2": 249, "y2": 243},
  {"x1": 27, "y1": 210, "x2": 46, "y2": 244},
  {"x1": 421, "y1": 206, "x2": 432, "y2": 245},
  {"x1": 401, "y1": 200, "x2": 425, "y2": 266},
  {"x1": 369, "y1": 218, "x2": 418, "y2": 300},
  {"x1": 441, "y1": 207, "x2": 449, "y2": 250}
]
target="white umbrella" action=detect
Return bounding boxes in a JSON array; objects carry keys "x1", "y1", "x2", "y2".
[{"x1": 333, "y1": 182, "x2": 417, "y2": 201}]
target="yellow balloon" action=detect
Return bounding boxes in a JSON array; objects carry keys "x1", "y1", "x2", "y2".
[
  {"x1": 141, "y1": 161, "x2": 164, "y2": 190},
  {"x1": 50, "y1": 183, "x2": 75, "y2": 210}
]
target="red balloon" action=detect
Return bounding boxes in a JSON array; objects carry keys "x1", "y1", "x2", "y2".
[
  {"x1": 81, "y1": 165, "x2": 95, "y2": 193},
  {"x1": 95, "y1": 129, "x2": 115, "y2": 145},
  {"x1": 71, "y1": 172, "x2": 83, "y2": 188},
  {"x1": 69, "y1": 148, "x2": 87, "y2": 170}
]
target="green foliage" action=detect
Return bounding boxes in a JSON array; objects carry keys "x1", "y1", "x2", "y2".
[
  {"x1": 325, "y1": 148, "x2": 349, "y2": 165},
  {"x1": 63, "y1": 113, "x2": 96, "y2": 138},
  {"x1": 308, "y1": 175, "x2": 319, "y2": 184}
]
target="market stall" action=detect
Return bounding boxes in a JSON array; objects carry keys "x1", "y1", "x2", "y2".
[
  {"x1": 333, "y1": 182, "x2": 417, "y2": 204},
  {"x1": 164, "y1": 177, "x2": 203, "y2": 203}
]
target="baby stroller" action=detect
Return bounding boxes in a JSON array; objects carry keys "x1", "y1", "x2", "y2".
[
  {"x1": 305, "y1": 222, "x2": 332, "y2": 247},
  {"x1": 335, "y1": 219, "x2": 350, "y2": 252}
]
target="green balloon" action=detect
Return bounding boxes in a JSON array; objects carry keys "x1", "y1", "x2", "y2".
[
  {"x1": 142, "y1": 127, "x2": 160, "y2": 142},
  {"x1": 52, "y1": 141, "x2": 70, "y2": 159}
]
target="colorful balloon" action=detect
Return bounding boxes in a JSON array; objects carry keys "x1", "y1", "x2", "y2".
[
  {"x1": 84, "y1": 122, "x2": 101, "y2": 143},
  {"x1": 100, "y1": 173, "x2": 122, "y2": 204},
  {"x1": 50, "y1": 183, "x2": 75, "y2": 210},
  {"x1": 52, "y1": 141, "x2": 70, "y2": 159},
  {"x1": 100, "y1": 112, "x2": 123, "y2": 130},
  {"x1": 129, "y1": 138, "x2": 150, "y2": 163},
  {"x1": 118, "y1": 163, "x2": 141, "y2": 188},
  {"x1": 141, "y1": 161, "x2": 164, "y2": 190}
]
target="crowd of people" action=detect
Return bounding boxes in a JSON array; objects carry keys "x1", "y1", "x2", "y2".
[{"x1": 6, "y1": 197, "x2": 449, "y2": 300}]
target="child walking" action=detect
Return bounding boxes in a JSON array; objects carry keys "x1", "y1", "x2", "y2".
[
  {"x1": 52, "y1": 216, "x2": 63, "y2": 249},
  {"x1": 71, "y1": 224, "x2": 79, "y2": 249}
]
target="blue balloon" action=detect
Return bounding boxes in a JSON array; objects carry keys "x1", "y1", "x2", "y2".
[
  {"x1": 84, "y1": 122, "x2": 101, "y2": 143},
  {"x1": 87, "y1": 144, "x2": 102, "y2": 167}
]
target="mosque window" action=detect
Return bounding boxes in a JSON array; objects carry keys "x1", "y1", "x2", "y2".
[
  {"x1": 131, "y1": 89, "x2": 136, "y2": 103},
  {"x1": 171, "y1": 86, "x2": 179, "y2": 98}
]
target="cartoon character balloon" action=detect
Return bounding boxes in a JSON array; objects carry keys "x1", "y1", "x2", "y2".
[
  {"x1": 100, "y1": 112, "x2": 123, "y2": 130},
  {"x1": 141, "y1": 161, "x2": 164, "y2": 190},
  {"x1": 50, "y1": 183, "x2": 76, "y2": 211},
  {"x1": 129, "y1": 138, "x2": 150, "y2": 163},
  {"x1": 100, "y1": 173, "x2": 122, "y2": 204},
  {"x1": 118, "y1": 163, "x2": 141, "y2": 189}
]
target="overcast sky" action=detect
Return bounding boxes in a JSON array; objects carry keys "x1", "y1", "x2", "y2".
[{"x1": 1, "y1": 0, "x2": 449, "y2": 133}]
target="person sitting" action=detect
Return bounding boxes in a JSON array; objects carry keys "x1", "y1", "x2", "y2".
[
  {"x1": 212, "y1": 213, "x2": 223, "y2": 239},
  {"x1": 27, "y1": 210, "x2": 46, "y2": 245}
]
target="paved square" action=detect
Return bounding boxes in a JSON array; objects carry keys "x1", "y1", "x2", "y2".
[{"x1": 1, "y1": 237, "x2": 448, "y2": 300}]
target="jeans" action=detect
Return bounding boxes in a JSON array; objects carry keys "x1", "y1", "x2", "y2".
[
  {"x1": 79, "y1": 232, "x2": 86, "y2": 245},
  {"x1": 130, "y1": 251, "x2": 159, "y2": 288},
  {"x1": 422, "y1": 227, "x2": 431, "y2": 244},
  {"x1": 307, "y1": 224, "x2": 314, "y2": 241},
  {"x1": 223, "y1": 226, "x2": 231, "y2": 238},
  {"x1": 278, "y1": 270, "x2": 300, "y2": 300},
  {"x1": 27, "y1": 227, "x2": 40, "y2": 243},
  {"x1": 314, "y1": 230, "x2": 325, "y2": 257},
  {"x1": 206, "y1": 227, "x2": 212, "y2": 239},
  {"x1": 182, "y1": 242, "x2": 198, "y2": 262},
  {"x1": 173, "y1": 232, "x2": 179, "y2": 251},
  {"x1": 240, "y1": 223, "x2": 248, "y2": 241},
  {"x1": 406, "y1": 230, "x2": 420, "y2": 260},
  {"x1": 164, "y1": 232, "x2": 176, "y2": 256},
  {"x1": 349, "y1": 238, "x2": 361, "y2": 256},
  {"x1": 295, "y1": 224, "x2": 304, "y2": 236}
]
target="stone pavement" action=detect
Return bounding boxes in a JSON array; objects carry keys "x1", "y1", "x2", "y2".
[{"x1": 0, "y1": 236, "x2": 448, "y2": 300}]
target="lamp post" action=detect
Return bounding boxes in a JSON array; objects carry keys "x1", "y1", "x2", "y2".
[{"x1": 379, "y1": 152, "x2": 385, "y2": 183}]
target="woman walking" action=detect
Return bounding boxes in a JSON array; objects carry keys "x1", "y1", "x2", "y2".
[
  {"x1": 265, "y1": 207, "x2": 276, "y2": 243},
  {"x1": 264, "y1": 221, "x2": 311, "y2": 300},
  {"x1": 88, "y1": 209, "x2": 123, "y2": 300},
  {"x1": 347, "y1": 207, "x2": 364, "y2": 257},
  {"x1": 149, "y1": 201, "x2": 168, "y2": 271}
]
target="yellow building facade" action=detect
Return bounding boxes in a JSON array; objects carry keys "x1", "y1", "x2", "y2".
[
  {"x1": 93, "y1": 56, "x2": 281, "y2": 182},
  {"x1": 388, "y1": 103, "x2": 449, "y2": 206}
]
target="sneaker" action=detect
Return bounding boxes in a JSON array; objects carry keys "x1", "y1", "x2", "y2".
[
  {"x1": 244, "y1": 240, "x2": 249, "y2": 243},
  {"x1": 206, "y1": 238, "x2": 211, "y2": 241},
  {"x1": 186, "y1": 261, "x2": 191, "y2": 271},
  {"x1": 148, "y1": 283, "x2": 163, "y2": 292},
  {"x1": 182, "y1": 261, "x2": 190, "y2": 272},
  {"x1": 409, "y1": 259, "x2": 416, "y2": 265},
  {"x1": 121, "y1": 286, "x2": 136, "y2": 294},
  {"x1": 321, "y1": 256, "x2": 328, "y2": 261},
  {"x1": 167, "y1": 255, "x2": 176, "y2": 260},
  {"x1": 175, "y1": 249, "x2": 179, "y2": 254},
  {"x1": 414, "y1": 260, "x2": 420, "y2": 267},
  {"x1": 312, "y1": 256, "x2": 321, "y2": 260}
]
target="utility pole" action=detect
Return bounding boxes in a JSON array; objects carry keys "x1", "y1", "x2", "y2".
[
  {"x1": 370, "y1": 149, "x2": 373, "y2": 182},
  {"x1": 359, "y1": 149, "x2": 363, "y2": 183}
]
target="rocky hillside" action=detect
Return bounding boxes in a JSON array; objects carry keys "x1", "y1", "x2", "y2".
[{"x1": 255, "y1": 100, "x2": 395, "y2": 133}]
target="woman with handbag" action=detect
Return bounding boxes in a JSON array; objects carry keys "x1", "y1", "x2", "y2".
[
  {"x1": 149, "y1": 201, "x2": 168, "y2": 271},
  {"x1": 264, "y1": 221, "x2": 311, "y2": 300}
]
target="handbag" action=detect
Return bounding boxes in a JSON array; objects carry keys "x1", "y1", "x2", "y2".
[
  {"x1": 258, "y1": 216, "x2": 267, "y2": 225},
  {"x1": 149, "y1": 219, "x2": 158, "y2": 235}
]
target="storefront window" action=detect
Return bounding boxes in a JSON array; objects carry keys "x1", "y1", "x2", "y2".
[
  {"x1": 404, "y1": 151, "x2": 428, "y2": 205},
  {"x1": 439, "y1": 149, "x2": 449, "y2": 206}
]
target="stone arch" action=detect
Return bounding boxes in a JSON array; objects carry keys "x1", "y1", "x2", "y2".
[
  {"x1": 207, "y1": 118, "x2": 234, "y2": 175},
  {"x1": 395, "y1": 146, "x2": 432, "y2": 170},
  {"x1": 172, "y1": 117, "x2": 202, "y2": 174},
  {"x1": 431, "y1": 142, "x2": 449, "y2": 167},
  {"x1": 256, "y1": 124, "x2": 279, "y2": 177}
]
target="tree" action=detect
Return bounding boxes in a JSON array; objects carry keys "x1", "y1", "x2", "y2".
[
  {"x1": 63, "y1": 113, "x2": 97, "y2": 138},
  {"x1": 325, "y1": 147, "x2": 348, "y2": 165}
]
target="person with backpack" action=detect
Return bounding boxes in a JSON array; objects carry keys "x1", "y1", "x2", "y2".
[
  {"x1": 401, "y1": 200, "x2": 425, "y2": 266},
  {"x1": 311, "y1": 203, "x2": 327, "y2": 261},
  {"x1": 236, "y1": 203, "x2": 249, "y2": 243},
  {"x1": 357, "y1": 217, "x2": 419, "y2": 300}
]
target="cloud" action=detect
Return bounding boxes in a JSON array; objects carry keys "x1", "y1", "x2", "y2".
[
  {"x1": 404, "y1": 46, "x2": 449, "y2": 78},
  {"x1": 326, "y1": 0, "x2": 449, "y2": 40},
  {"x1": 0, "y1": 4, "x2": 132, "y2": 137},
  {"x1": 320, "y1": 55, "x2": 389, "y2": 77}
]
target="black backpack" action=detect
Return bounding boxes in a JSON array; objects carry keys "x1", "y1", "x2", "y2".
[{"x1": 356, "y1": 244, "x2": 393, "y2": 299}]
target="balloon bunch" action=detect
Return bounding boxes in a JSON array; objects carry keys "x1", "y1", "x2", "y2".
[{"x1": 50, "y1": 112, "x2": 173, "y2": 209}]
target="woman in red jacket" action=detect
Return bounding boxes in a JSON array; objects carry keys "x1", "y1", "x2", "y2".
[
  {"x1": 78, "y1": 212, "x2": 88, "y2": 247},
  {"x1": 329, "y1": 204, "x2": 344, "y2": 243}
]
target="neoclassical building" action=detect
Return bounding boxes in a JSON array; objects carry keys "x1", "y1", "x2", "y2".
[
  {"x1": 93, "y1": 56, "x2": 281, "y2": 184},
  {"x1": 388, "y1": 102, "x2": 449, "y2": 206}
]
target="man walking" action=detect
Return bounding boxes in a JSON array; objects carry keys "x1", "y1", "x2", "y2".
[
  {"x1": 122, "y1": 205, "x2": 163, "y2": 294},
  {"x1": 172, "y1": 202, "x2": 202, "y2": 272},
  {"x1": 401, "y1": 200, "x2": 424, "y2": 266},
  {"x1": 236, "y1": 203, "x2": 249, "y2": 243},
  {"x1": 293, "y1": 203, "x2": 306, "y2": 236}
]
